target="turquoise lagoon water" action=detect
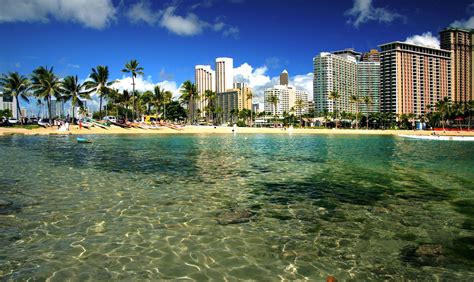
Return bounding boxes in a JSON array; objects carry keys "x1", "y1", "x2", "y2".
[{"x1": 0, "y1": 134, "x2": 473, "y2": 280}]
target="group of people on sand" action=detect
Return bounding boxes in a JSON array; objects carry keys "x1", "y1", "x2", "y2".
[{"x1": 56, "y1": 115, "x2": 71, "y2": 132}]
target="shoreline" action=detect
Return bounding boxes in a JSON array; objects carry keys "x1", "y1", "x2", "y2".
[{"x1": 1, "y1": 125, "x2": 474, "y2": 137}]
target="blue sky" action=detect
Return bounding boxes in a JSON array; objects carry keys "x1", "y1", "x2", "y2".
[{"x1": 0, "y1": 0, "x2": 473, "y2": 109}]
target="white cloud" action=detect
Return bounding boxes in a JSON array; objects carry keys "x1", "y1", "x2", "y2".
[
  {"x1": 159, "y1": 6, "x2": 204, "y2": 36},
  {"x1": 233, "y1": 63, "x2": 313, "y2": 103},
  {"x1": 0, "y1": 0, "x2": 116, "y2": 29},
  {"x1": 111, "y1": 76, "x2": 181, "y2": 100},
  {"x1": 451, "y1": 16, "x2": 474, "y2": 29},
  {"x1": 67, "y1": 63, "x2": 80, "y2": 69},
  {"x1": 345, "y1": 0, "x2": 403, "y2": 28},
  {"x1": 223, "y1": 26, "x2": 239, "y2": 39},
  {"x1": 405, "y1": 32, "x2": 440, "y2": 49},
  {"x1": 126, "y1": 0, "x2": 160, "y2": 25}
]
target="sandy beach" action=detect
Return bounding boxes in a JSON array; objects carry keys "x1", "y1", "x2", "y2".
[{"x1": 1, "y1": 125, "x2": 473, "y2": 136}]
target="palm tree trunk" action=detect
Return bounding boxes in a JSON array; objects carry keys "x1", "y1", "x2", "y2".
[
  {"x1": 250, "y1": 110, "x2": 253, "y2": 127},
  {"x1": 48, "y1": 97, "x2": 53, "y2": 125},
  {"x1": 132, "y1": 77, "x2": 135, "y2": 121},
  {"x1": 16, "y1": 96, "x2": 22, "y2": 125},
  {"x1": 99, "y1": 96, "x2": 103, "y2": 119}
]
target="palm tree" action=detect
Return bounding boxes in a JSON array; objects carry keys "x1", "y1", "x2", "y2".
[
  {"x1": 465, "y1": 100, "x2": 474, "y2": 131},
  {"x1": 436, "y1": 97, "x2": 451, "y2": 131},
  {"x1": 61, "y1": 75, "x2": 90, "y2": 124},
  {"x1": 246, "y1": 90, "x2": 254, "y2": 127},
  {"x1": 162, "y1": 90, "x2": 172, "y2": 121},
  {"x1": 0, "y1": 72, "x2": 30, "y2": 124},
  {"x1": 84, "y1": 66, "x2": 113, "y2": 119},
  {"x1": 267, "y1": 94, "x2": 279, "y2": 126},
  {"x1": 30, "y1": 66, "x2": 62, "y2": 124},
  {"x1": 152, "y1": 85, "x2": 164, "y2": 117},
  {"x1": 141, "y1": 90, "x2": 154, "y2": 115},
  {"x1": 204, "y1": 89, "x2": 216, "y2": 123},
  {"x1": 349, "y1": 95, "x2": 360, "y2": 129},
  {"x1": 295, "y1": 98, "x2": 304, "y2": 127},
  {"x1": 328, "y1": 91, "x2": 340, "y2": 128},
  {"x1": 179, "y1": 80, "x2": 197, "y2": 124},
  {"x1": 121, "y1": 60, "x2": 144, "y2": 120},
  {"x1": 362, "y1": 96, "x2": 372, "y2": 130},
  {"x1": 121, "y1": 90, "x2": 132, "y2": 121},
  {"x1": 407, "y1": 112, "x2": 416, "y2": 130}
]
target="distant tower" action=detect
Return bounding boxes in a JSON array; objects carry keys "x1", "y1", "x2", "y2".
[
  {"x1": 280, "y1": 70, "x2": 289, "y2": 86},
  {"x1": 215, "y1": 57, "x2": 234, "y2": 93}
]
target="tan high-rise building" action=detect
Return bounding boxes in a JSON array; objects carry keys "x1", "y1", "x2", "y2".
[
  {"x1": 379, "y1": 42, "x2": 452, "y2": 116},
  {"x1": 216, "y1": 82, "x2": 252, "y2": 123},
  {"x1": 215, "y1": 57, "x2": 233, "y2": 93},
  {"x1": 195, "y1": 65, "x2": 215, "y2": 117},
  {"x1": 280, "y1": 70, "x2": 289, "y2": 85},
  {"x1": 361, "y1": 49, "x2": 380, "y2": 62},
  {"x1": 440, "y1": 27, "x2": 474, "y2": 102}
]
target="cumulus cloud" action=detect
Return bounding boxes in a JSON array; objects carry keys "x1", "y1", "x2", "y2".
[
  {"x1": 345, "y1": 0, "x2": 403, "y2": 27},
  {"x1": 0, "y1": 0, "x2": 116, "y2": 29},
  {"x1": 126, "y1": 0, "x2": 160, "y2": 25},
  {"x1": 405, "y1": 32, "x2": 440, "y2": 49},
  {"x1": 125, "y1": 3, "x2": 239, "y2": 38},
  {"x1": 451, "y1": 16, "x2": 474, "y2": 29},
  {"x1": 159, "y1": 6, "x2": 204, "y2": 36},
  {"x1": 233, "y1": 63, "x2": 313, "y2": 103},
  {"x1": 111, "y1": 75, "x2": 181, "y2": 100}
]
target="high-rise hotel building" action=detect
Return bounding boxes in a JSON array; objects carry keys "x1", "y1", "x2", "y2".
[
  {"x1": 313, "y1": 50, "x2": 359, "y2": 114},
  {"x1": 379, "y1": 42, "x2": 451, "y2": 115},
  {"x1": 215, "y1": 57, "x2": 234, "y2": 93},
  {"x1": 264, "y1": 71, "x2": 309, "y2": 116},
  {"x1": 357, "y1": 61, "x2": 380, "y2": 113},
  {"x1": 440, "y1": 27, "x2": 473, "y2": 103},
  {"x1": 217, "y1": 82, "x2": 252, "y2": 122},
  {"x1": 194, "y1": 65, "x2": 215, "y2": 116}
]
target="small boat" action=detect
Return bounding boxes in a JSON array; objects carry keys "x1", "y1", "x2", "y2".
[
  {"x1": 399, "y1": 134, "x2": 474, "y2": 141},
  {"x1": 91, "y1": 120, "x2": 110, "y2": 129},
  {"x1": 76, "y1": 137, "x2": 92, "y2": 143},
  {"x1": 110, "y1": 121, "x2": 131, "y2": 128},
  {"x1": 38, "y1": 119, "x2": 51, "y2": 127}
]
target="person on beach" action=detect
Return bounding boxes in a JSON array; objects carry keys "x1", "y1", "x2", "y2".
[{"x1": 65, "y1": 114, "x2": 70, "y2": 131}]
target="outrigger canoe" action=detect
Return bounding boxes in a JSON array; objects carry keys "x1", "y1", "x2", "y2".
[
  {"x1": 76, "y1": 137, "x2": 92, "y2": 143},
  {"x1": 399, "y1": 134, "x2": 474, "y2": 141}
]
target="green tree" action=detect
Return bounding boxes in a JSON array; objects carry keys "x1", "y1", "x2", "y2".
[
  {"x1": 465, "y1": 100, "x2": 474, "y2": 131},
  {"x1": 295, "y1": 98, "x2": 304, "y2": 127},
  {"x1": 349, "y1": 95, "x2": 360, "y2": 129},
  {"x1": 435, "y1": 97, "x2": 451, "y2": 131},
  {"x1": 204, "y1": 89, "x2": 216, "y2": 123},
  {"x1": 140, "y1": 90, "x2": 154, "y2": 115},
  {"x1": 0, "y1": 72, "x2": 30, "y2": 124},
  {"x1": 165, "y1": 100, "x2": 187, "y2": 122},
  {"x1": 362, "y1": 96, "x2": 372, "y2": 129},
  {"x1": 179, "y1": 80, "x2": 197, "y2": 124},
  {"x1": 246, "y1": 90, "x2": 254, "y2": 127},
  {"x1": 121, "y1": 60, "x2": 144, "y2": 120},
  {"x1": 84, "y1": 66, "x2": 114, "y2": 119},
  {"x1": 61, "y1": 75, "x2": 90, "y2": 124},
  {"x1": 328, "y1": 91, "x2": 340, "y2": 128},
  {"x1": 267, "y1": 94, "x2": 279, "y2": 127},
  {"x1": 30, "y1": 66, "x2": 62, "y2": 124}
]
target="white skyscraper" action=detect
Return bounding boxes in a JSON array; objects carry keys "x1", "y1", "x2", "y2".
[
  {"x1": 195, "y1": 65, "x2": 215, "y2": 116},
  {"x1": 264, "y1": 85, "x2": 309, "y2": 117},
  {"x1": 215, "y1": 57, "x2": 234, "y2": 93}
]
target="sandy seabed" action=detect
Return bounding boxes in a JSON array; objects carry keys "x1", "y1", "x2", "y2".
[{"x1": 1, "y1": 125, "x2": 474, "y2": 137}]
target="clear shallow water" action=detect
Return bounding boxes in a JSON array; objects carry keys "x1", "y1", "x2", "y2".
[{"x1": 0, "y1": 134, "x2": 473, "y2": 280}]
